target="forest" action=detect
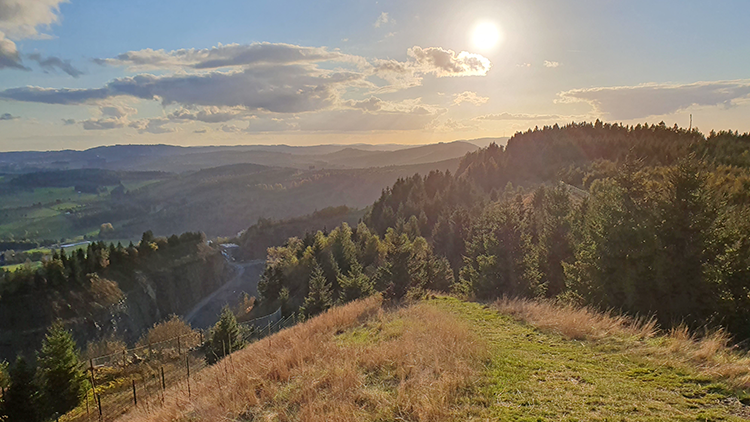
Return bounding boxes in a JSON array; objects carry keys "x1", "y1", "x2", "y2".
[{"x1": 258, "y1": 121, "x2": 750, "y2": 340}]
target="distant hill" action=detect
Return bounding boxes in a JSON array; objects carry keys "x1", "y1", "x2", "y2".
[
  {"x1": 117, "y1": 157, "x2": 464, "y2": 238},
  {"x1": 458, "y1": 136, "x2": 509, "y2": 148},
  {"x1": 0, "y1": 141, "x2": 475, "y2": 173},
  {"x1": 316, "y1": 141, "x2": 478, "y2": 168}
]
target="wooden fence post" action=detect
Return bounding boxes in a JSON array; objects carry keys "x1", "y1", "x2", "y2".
[
  {"x1": 132, "y1": 379, "x2": 137, "y2": 406},
  {"x1": 186, "y1": 355, "x2": 191, "y2": 399},
  {"x1": 177, "y1": 335, "x2": 181, "y2": 355},
  {"x1": 89, "y1": 359, "x2": 103, "y2": 419},
  {"x1": 161, "y1": 367, "x2": 166, "y2": 403}
]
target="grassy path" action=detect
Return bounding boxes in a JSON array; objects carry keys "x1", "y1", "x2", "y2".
[{"x1": 430, "y1": 297, "x2": 750, "y2": 421}]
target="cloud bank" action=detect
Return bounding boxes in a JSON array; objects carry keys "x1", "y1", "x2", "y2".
[{"x1": 558, "y1": 80, "x2": 750, "y2": 119}]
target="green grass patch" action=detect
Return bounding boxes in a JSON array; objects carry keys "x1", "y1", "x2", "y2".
[{"x1": 428, "y1": 296, "x2": 750, "y2": 421}]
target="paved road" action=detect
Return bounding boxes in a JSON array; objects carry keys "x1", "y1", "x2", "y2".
[{"x1": 184, "y1": 259, "x2": 265, "y2": 330}]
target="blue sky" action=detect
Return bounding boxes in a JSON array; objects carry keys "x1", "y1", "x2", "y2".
[{"x1": 1, "y1": 0, "x2": 749, "y2": 151}]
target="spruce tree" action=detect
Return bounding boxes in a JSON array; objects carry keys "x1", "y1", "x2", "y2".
[
  {"x1": 5, "y1": 356, "x2": 40, "y2": 422},
  {"x1": 300, "y1": 264, "x2": 332, "y2": 318},
  {"x1": 37, "y1": 321, "x2": 87, "y2": 417},
  {"x1": 337, "y1": 261, "x2": 373, "y2": 303},
  {"x1": 206, "y1": 306, "x2": 246, "y2": 364}
]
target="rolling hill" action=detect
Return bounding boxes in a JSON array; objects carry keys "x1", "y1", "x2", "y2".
[{"x1": 115, "y1": 296, "x2": 750, "y2": 422}]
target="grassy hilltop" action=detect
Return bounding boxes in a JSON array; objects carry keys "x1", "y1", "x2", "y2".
[{"x1": 115, "y1": 296, "x2": 750, "y2": 422}]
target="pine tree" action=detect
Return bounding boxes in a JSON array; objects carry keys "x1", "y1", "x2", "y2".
[
  {"x1": 206, "y1": 306, "x2": 246, "y2": 364},
  {"x1": 5, "y1": 356, "x2": 40, "y2": 422},
  {"x1": 337, "y1": 261, "x2": 373, "y2": 303},
  {"x1": 37, "y1": 321, "x2": 87, "y2": 417},
  {"x1": 300, "y1": 264, "x2": 332, "y2": 318}
]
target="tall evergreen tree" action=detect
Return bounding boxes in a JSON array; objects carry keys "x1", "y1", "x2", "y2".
[
  {"x1": 37, "y1": 321, "x2": 87, "y2": 417},
  {"x1": 206, "y1": 306, "x2": 246, "y2": 364},
  {"x1": 300, "y1": 264, "x2": 333, "y2": 318},
  {"x1": 5, "y1": 356, "x2": 40, "y2": 422},
  {"x1": 337, "y1": 261, "x2": 373, "y2": 303}
]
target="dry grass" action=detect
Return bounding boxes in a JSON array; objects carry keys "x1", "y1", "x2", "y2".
[
  {"x1": 118, "y1": 295, "x2": 488, "y2": 422},
  {"x1": 493, "y1": 296, "x2": 657, "y2": 341},
  {"x1": 494, "y1": 296, "x2": 750, "y2": 390}
]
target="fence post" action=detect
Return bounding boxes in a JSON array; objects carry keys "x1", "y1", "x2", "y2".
[
  {"x1": 132, "y1": 379, "x2": 137, "y2": 407},
  {"x1": 89, "y1": 358, "x2": 103, "y2": 419},
  {"x1": 177, "y1": 335, "x2": 181, "y2": 355},
  {"x1": 186, "y1": 355, "x2": 191, "y2": 399},
  {"x1": 161, "y1": 366, "x2": 166, "y2": 403}
]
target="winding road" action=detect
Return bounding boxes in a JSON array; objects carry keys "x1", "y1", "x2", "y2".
[{"x1": 184, "y1": 258, "x2": 265, "y2": 330}]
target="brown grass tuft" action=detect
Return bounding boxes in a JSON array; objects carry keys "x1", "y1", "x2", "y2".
[
  {"x1": 493, "y1": 296, "x2": 657, "y2": 341},
  {"x1": 118, "y1": 295, "x2": 488, "y2": 422}
]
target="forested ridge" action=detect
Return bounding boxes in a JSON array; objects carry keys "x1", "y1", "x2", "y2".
[{"x1": 259, "y1": 121, "x2": 750, "y2": 340}]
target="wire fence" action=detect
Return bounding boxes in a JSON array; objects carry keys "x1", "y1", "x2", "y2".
[{"x1": 64, "y1": 311, "x2": 298, "y2": 422}]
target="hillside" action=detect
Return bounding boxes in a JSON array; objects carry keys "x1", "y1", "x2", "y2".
[
  {"x1": 116, "y1": 296, "x2": 750, "y2": 421},
  {"x1": 0, "y1": 157, "x2": 462, "y2": 244},
  {"x1": 0, "y1": 232, "x2": 231, "y2": 360}
]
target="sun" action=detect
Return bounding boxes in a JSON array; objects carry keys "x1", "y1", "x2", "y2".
[{"x1": 472, "y1": 22, "x2": 501, "y2": 51}]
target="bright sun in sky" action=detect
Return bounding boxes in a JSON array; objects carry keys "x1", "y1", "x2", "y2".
[{"x1": 472, "y1": 22, "x2": 501, "y2": 50}]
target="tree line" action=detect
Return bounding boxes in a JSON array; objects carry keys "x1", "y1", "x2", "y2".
[{"x1": 258, "y1": 121, "x2": 750, "y2": 341}]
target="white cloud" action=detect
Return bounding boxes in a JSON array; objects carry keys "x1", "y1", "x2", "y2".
[
  {"x1": 543, "y1": 60, "x2": 560, "y2": 68},
  {"x1": 475, "y1": 112, "x2": 563, "y2": 121},
  {"x1": 168, "y1": 106, "x2": 248, "y2": 123},
  {"x1": 80, "y1": 104, "x2": 137, "y2": 130},
  {"x1": 407, "y1": 46, "x2": 491, "y2": 77},
  {"x1": 453, "y1": 91, "x2": 489, "y2": 106},
  {"x1": 129, "y1": 118, "x2": 175, "y2": 134},
  {"x1": 557, "y1": 80, "x2": 750, "y2": 119},
  {"x1": 100, "y1": 104, "x2": 136, "y2": 118},
  {"x1": 245, "y1": 117, "x2": 298, "y2": 132},
  {"x1": 374, "y1": 12, "x2": 393, "y2": 28},
  {"x1": 0, "y1": 0, "x2": 68, "y2": 69},
  {"x1": 0, "y1": 0, "x2": 67, "y2": 39},
  {"x1": 94, "y1": 42, "x2": 362, "y2": 71},
  {"x1": 427, "y1": 118, "x2": 477, "y2": 132},
  {"x1": 220, "y1": 124, "x2": 241, "y2": 133},
  {"x1": 0, "y1": 32, "x2": 25, "y2": 69},
  {"x1": 82, "y1": 118, "x2": 125, "y2": 130}
]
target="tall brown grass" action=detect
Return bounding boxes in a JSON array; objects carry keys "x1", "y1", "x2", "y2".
[
  {"x1": 494, "y1": 297, "x2": 750, "y2": 389},
  {"x1": 119, "y1": 295, "x2": 488, "y2": 422}
]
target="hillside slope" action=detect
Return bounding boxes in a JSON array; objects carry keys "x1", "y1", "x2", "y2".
[{"x1": 117, "y1": 296, "x2": 750, "y2": 421}]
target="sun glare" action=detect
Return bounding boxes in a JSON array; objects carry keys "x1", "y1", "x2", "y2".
[{"x1": 472, "y1": 22, "x2": 501, "y2": 51}]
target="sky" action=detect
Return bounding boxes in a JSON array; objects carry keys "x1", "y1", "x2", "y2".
[{"x1": 0, "y1": 0, "x2": 749, "y2": 151}]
